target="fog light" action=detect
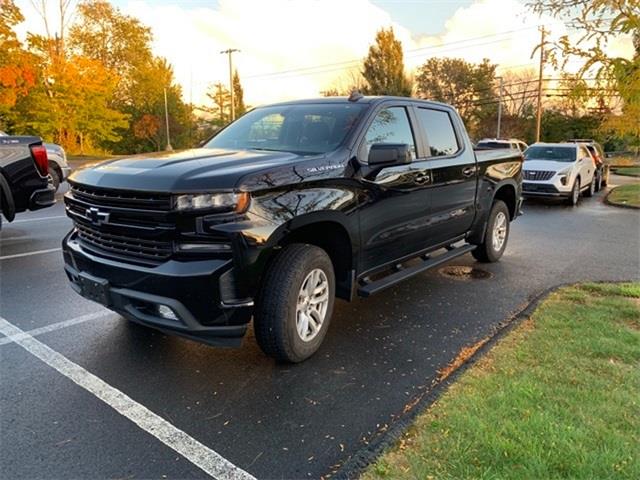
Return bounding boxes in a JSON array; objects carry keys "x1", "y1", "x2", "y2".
[
  {"x1": 560, "y1": 175, "x2": 568, "y2": 186},
  {"x1": 157, "y1": 305, "x2": 178, "y2": 321}
]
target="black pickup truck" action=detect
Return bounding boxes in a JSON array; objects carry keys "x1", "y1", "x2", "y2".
[
  {"x1": 0, "y1": 136, "x2": 56, "y2": 229},
  {"x1": 62, "y1": 96, "x2": 523, "y2": 362}
]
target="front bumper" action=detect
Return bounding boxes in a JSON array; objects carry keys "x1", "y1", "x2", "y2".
[
  {"x1": 62, "y1": 230, "x2": 253, "y2": 347},
  {"x1": 522, "y1": 182, "x2": 571, "y2": 198},
  {"x1": 60, "y1": 166, "x2": 72, "y2": 181}
]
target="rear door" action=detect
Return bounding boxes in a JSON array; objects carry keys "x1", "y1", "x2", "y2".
[
  {"x1": 413, "y1": 106, "x2": 478, "y2": 245},
  {"x1": 356, "y1": 103, "x2": 433, "y2": 273},
  {"x1": 578, "y1": 145, "x2": 594, "y2": 184}
]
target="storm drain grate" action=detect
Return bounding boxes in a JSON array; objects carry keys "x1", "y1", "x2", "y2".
[{"x1": 438, "y1": 265, "x2": 493, "y2": 280}]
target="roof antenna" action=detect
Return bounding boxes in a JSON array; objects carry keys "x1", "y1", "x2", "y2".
[{"x1": 348, "y1": 89, "x2": 363, "y2": 102}]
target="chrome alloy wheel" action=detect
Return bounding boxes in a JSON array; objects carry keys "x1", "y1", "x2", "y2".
[
  {"x1": 572, "y1": 182, "x2": 579, "y2": 204},
  {"x1": 296, "y1": 268, "x2": 329, "y2": 342},
  {"x1": 492, "y1": 211, "x2": 508, "y2": 252}
]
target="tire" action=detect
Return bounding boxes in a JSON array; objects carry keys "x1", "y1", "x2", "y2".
[
  {"x1": 48, "y1": 165, "x2": 60, "y2": 192},
  {"x1": 566, "y1": 178, "x2": 580, "y2": 206},
  {"x1": 472, "y1": 200, "x2": 510, "y2": 263},
  {"x1": 254, "y1": 243, "x2": 335, "y2": 363},
  {"x1": 584, "y1": 175, "x2": 596, "y2": 197}
]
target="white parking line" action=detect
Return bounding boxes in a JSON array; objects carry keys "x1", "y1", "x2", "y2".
[
  {"x1": 11, "y1": 215, "x2": 69, "y2": 223},
  {"x1": 0, "y1": 248, "x2": 62, "y2": 261},
  {"x1": 0, "y1": 316, "x2": 256, "y2": 480},
  {"x1": 0, "y1": 310, "x2": 113, "y2": 346}
]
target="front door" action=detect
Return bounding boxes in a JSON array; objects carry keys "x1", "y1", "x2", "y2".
[{"x1": 357, "y1": 104, "x2": 433, "y2": 274}]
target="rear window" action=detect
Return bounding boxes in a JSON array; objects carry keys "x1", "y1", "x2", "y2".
[
  {"x1": 524, "y1": 146, "x2": 576, "y2": 162},
  {"x1": 477, "y1": 141, "x2": 511, "y2": 149},
  {"x1": 416, "y1": 108, "x2": 460, "y2": 157}
]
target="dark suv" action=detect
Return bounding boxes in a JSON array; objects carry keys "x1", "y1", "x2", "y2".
[{"x1": 62, "y1": 96, "x2": 523, "y2": 362}]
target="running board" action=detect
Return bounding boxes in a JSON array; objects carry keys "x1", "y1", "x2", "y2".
[{"x1": 357, "y1": 244, "x2": 476, "y2": 297}]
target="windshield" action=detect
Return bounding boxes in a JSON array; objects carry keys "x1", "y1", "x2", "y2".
[
  {"x1": 204, "y1": 103, "x2": 367, "y2": 155},
  {"x1": 524, "y1": 146, "x2": 576, "y2": 162}
]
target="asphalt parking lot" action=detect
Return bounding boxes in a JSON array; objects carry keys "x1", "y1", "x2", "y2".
[{"x1": 1, "y1": 176, "x2": 639, "y2": 479}]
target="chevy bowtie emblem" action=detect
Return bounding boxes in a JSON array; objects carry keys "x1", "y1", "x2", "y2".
[{"x1": 86, "y1": 207, "x2": 110, "y2": 226}]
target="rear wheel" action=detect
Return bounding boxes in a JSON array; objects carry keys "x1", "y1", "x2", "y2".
[
  {"x1": 254, "y1": 243, "x2": 335, "y2": 363},
  {"x1": 584, "y1": 175, "x2": 596, "y2": 197},
  {"x1": 472, "y1": 200, "x2": 510, "y2": 263}
]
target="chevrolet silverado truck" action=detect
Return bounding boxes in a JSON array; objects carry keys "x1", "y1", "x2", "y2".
[
  {"x1": 62, "y1": 95, "x2": 523, "y2": 362},
  {"x1": 0, "y1": 136, "x2": 56, "y2": 229}
]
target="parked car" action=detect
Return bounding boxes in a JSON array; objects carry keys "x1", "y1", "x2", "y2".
[
  {"x1": 62, "y1": 95, "x2": 523, "y2": 362},
  {"x1": 0, "y1": 136, "x2": 56, "y2": 229},
  {"x1": 477, "y1": 138, "x2": 528, "y2": 152},
  {"x1": 565, "y1": 139, "x2": 609, "y2": 190},
  {"x1": 0, "y1": 131, "x2": 71, "y2": 191},
  {"x1": 522, "y1": 142, "x2": 597, "y2": 205}
]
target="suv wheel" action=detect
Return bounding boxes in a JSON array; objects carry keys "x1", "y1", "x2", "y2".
[
  {"x1": 567, "y1": 179, "x2": 580, "y2": 206},
  {"x1": 254, "y1": 243, "x2": 335, "y2": 363},
  {"x1": 584, "y1": 175, "x2": 596, "y2": 197},
  {"x1": 472, "y1": 200, "x2": 510, "y2": 263}
]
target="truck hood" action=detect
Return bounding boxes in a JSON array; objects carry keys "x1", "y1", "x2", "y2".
[
  {"x1": 523, "y1": 159, "x2": 575, "y2": 172},
  {"x1": 68, "y1": 148, "x2": 310, "y2": 192}
]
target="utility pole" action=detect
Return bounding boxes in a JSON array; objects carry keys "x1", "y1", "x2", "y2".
[
  {"x1": 496, "y1": 76, "x2": 503, "y2": 139},
  {"x1": 163, "y1": 87, "x2": 173, "y2": 151},
  {"x1": 535, "y1": 27, "x2": 546, "y2": 142},
  {"x1": 220, "y1": 48, "x2": 240, "y2": 121}
]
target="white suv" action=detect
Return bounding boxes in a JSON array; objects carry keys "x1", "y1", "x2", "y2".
[{"x1": 522, "y1": 142, "x2": 596, "y2": 206}]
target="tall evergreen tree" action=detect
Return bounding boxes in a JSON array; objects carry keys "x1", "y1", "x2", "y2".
[
  {"x1": 232, "y1": 70, "x2": 246, "y2": 117},
  {"x1": 362, "y1": 27, "x2": 412, "y2": 97}
]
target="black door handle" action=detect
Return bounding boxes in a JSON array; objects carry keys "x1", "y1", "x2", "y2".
[{"x1": 462, "y1": 166, "x2": 476, "y2": 177}]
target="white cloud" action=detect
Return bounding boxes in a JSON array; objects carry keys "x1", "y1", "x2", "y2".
[{"x1": 14, "y1": 0, "x2": 636, "y2": 108}]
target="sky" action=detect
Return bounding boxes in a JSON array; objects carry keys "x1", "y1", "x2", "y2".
[{"x1": 14, "y1": 0, "x2": 635, "y2": 108}]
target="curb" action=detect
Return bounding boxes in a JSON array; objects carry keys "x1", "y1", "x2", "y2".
[
  {"x1": 604, "y1": 186, "x2": 640, "y2": 210},
  {"x1": 330, "y1": 280, "x2": 635, "y2": 479}
]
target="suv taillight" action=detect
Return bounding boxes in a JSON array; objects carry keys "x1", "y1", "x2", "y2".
[{"x1": 30, "y1": 144, "x2": 48, "y2": 177}]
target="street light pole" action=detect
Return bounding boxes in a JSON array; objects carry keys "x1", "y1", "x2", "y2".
[
  {"x1": 220, "y1": 48, "x2": 240, "y2": 122},
  {"x1": 496, "y1": 76, "x2": 503, "y2": 139},
  {"x1": 163, "y1": 87, "x2": 173, "y2": 151}
]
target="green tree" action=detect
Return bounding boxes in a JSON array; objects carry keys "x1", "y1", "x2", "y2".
[
  {"x1": 528, "y1": 0, "x2": 639, "y2": 144},
  {"x1": 205, "y1": 82, "x2": 231, "y2": 126},
  {"x1": 362, "y1": 27, "x2": 412, "y2": 96},
  {"x1": 416, "y1": 57, "x2": 497, "y2": 138},
  {"x1": 232, "y1": 70, "x2": 246, "y2": 117}
]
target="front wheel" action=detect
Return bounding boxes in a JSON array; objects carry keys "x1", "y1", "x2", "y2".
[
  {"x1": 254, "y1": 243, "x2": 335, "y2": 363},
  {"x1": 566, "y1": 179, "x2": 580, "y2": 206},
  {"x1": 472, "y1": 200, "x2": 510, "y2": 263}
]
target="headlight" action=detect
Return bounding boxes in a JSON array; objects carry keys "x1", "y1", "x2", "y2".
[
  {"x1": 557, "y1": 167, "x2": 572, "y2": 185},
  {"x1": 173, "y1": 192, "x2": 250, "y2": 212}
]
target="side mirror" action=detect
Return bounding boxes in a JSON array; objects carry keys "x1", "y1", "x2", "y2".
[{"x1": 368, "y1": 143, "x2": 411, "y2": 166}]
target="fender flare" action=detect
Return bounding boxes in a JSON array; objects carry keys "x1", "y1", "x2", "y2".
[{"x1": 0, "y1": 171, "x2": 16, "y2": 222}]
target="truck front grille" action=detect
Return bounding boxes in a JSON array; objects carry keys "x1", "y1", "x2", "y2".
[
  {"x1": 523, "y1": 170, "x2": 555, "y2": 181},
  {"x1": 70, "y1": 184, "x2": 172, "y2": 211},
  {"x1": 76, "y1": 223, "x2": 173, "y2": 263}
]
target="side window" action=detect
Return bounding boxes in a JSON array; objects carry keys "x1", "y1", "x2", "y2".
[
  {"x1": 363, "y1": 107, "x2": 416, "y2": 160},
  {"x1": 415, "y1": 108, "x2": 460, "y2": 157}
]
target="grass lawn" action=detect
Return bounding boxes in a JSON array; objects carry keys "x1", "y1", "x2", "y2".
[
  {"x1": 67, "y1": 154, "x2": 115, "y2": 164},
  {"x1": 364, "y1": 283, "x2": 640, "y2": 480},
  {"x1": 612, "y1": 167, "x2": 640, "y2": 177},
  {"x1": 607, "y1": 184, "x2": 640, "y2": 208}
]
